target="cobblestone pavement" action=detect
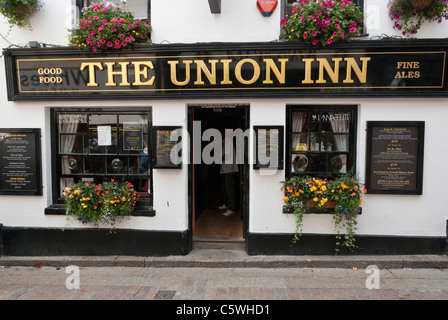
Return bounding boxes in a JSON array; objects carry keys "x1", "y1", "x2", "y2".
[{"x1": 1, "y1": 265, "x2": 448, "y2": 300}]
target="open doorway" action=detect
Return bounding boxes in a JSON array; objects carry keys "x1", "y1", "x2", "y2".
[{"x1": 188, "y1": 105, "x2": 249, "y2": 242}]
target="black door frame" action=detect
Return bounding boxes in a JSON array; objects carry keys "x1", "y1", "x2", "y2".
[{"x1": 187, "y1": 104, "x2": 250, "y2": 245}]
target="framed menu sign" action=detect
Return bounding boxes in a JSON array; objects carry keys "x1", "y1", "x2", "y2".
[
  {"x1": 253, "y1": 126, "x2": 284, "y2": 170},
  {"x1": 0, "y1": 128, "x2": 42, "y2": 195},
  {"x1": 123, "y1": 122, "x2": 143, "y2": 151},
  {"x1": 365, "y1": 121, "x2": 424, "y2": 195},
  {"x1": 152, "y1": 126, "x2": 182, "y2": 168}
]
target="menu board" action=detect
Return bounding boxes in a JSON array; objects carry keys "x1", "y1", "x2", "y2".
[
  {"x1": 0, "y1": 129, "x2": 42, "y2": 195},
  {"x1": 253, "y1": 126, "x2": 284, "y2": 170},
  {"x1": 152, "y1": 126, "x2": 182, "y2": 168},
  {"x1": 366, "y1": 121, "x2": 424, "y2": 195},
  {"x1": 123, "y1": 122, "x2": 143, "y2": 150}
]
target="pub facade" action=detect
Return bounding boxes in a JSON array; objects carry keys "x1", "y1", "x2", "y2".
[{"x1": 0, "y1": 0, "x2": 447, "y2": 256}]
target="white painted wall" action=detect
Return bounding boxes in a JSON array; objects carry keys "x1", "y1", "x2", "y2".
[{"x1": 0, "y1": 0, "x2": 447, "y2": 237}]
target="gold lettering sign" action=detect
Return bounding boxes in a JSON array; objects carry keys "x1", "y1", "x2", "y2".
[{"x1": 11, "y1": 43, "x2": 447, "y2": 100}]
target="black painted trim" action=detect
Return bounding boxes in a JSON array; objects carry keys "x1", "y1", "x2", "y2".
[
  {"x1": 246, "y1": 232, "x2": 446, "y2": 255},
  {"x1": 1, "y1": 226, "x2": 189, "y2": 256}
]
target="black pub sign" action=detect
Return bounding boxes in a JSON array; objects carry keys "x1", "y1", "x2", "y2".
[
  {"x1": 0, "y1": 129, "x2": 43, "y2": 195},
  {"x1": 3, "y1": 39, "x2": 448, "y2": 100},
  {"x1": 365, "y1": 121, "x2": 425, "y2": 195}
]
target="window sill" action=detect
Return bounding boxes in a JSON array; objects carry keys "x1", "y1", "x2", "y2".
[
  {"x1": 44, "y1": 204, "x2": 156, "y2": 217},
  {"x1": 283, "y1": 206, "x2": 362, "y2": 215}
]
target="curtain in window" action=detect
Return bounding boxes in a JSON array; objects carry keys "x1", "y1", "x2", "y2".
[
  {"x1": 59, "y1": 114, "x2": 83, "y2": 194},
  {"x1": 292, "y1": 112, "x2": 304, "y2": 149},
  {"x1": 329, "y1": 112, "x2": 349, "y2": 151}
]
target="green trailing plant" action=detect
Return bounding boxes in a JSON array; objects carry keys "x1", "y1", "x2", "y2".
[
  {"x1": 282, "y1": 174, "x2": 366, "y2": 253},
  {"x1": 388, "y1": 0, "x2": 448, "y2": 36},
  {"x1": 0, "y1": 0, "x2": 42, "y2": 30}
]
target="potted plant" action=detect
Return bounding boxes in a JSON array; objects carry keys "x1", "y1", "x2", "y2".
[
  {"x1": 388, "y1": 0, "x2": 448, "y2": 36},
  {"x1": 0, "y1": 0, "x2": 42, "y2": 30},
  {"x1": 63, "y1": 179, "x2": 139, "y2": 231},
  {"x1": 68, "y1": 1, "x2": 151, "y2": 52},
  {"x1": 280, "y1": 0, "x2": 364, "y2": 46},
  {"x1": 282, "y1": 174, "x2": 366, "y2": 252}
]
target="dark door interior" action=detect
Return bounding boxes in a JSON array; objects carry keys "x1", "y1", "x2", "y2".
[{"x1": 189, "y1": 106, "x2": 249, "y2": 240}]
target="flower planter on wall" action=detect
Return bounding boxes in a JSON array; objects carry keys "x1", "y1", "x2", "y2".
[{"x1": 410, "y1": 0, "x2": 434, "y2": 9}]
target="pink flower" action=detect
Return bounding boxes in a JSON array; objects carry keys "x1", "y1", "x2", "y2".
[
  {"x1": 327, "y1": 38, "x2": 332, "y2": 45},
  {"x1": 335, "y1": 23, "x2": 340, "y2": 29},
  {"x1": 303, "y1": 32, "x2": 308, "y2": 39},
  {"x1": 312, "y1": 39, "x2": 318, "y2": 45},
  {"x1": 107, "y1": 42, "x2": 113, "y2": 47}
]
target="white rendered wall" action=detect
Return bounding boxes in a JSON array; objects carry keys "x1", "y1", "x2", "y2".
[
  {"x1": 248, "y1": 98, "x2": 448, "y2": 238},
  {"x1": 0, "y1": 0, "x2": 447, "y2": 236}
]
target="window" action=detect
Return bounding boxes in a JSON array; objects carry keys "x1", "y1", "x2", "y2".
[
  {"x1": 286, "y1": 105, "x2": 357, "y2": 179},
  {"x1": 76, "y1": 0, "x2": 151, "y2": 24},
  {"x1": 50, "y1": 108, "x2": 153, "y2": 207},
  {"x1": 281, "y1": 0, "x2": 365, "y2": 34}
]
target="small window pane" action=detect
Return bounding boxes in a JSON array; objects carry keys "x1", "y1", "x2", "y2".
[
  {"x1": 85, "y1": 156, "x2": 105, "y2": 174},
  {"x1": 62, "y1": 155, "x2": 83, "y2": 174},
  {"x1": 107, "y1": 156, "x2": 128, "y2": 174},
  {"x1": 89, "y1": 114, "x2": 118, "y2": 154},
  {"x1": 330, "y1": 154, "x2": 347, "y2": 174}
]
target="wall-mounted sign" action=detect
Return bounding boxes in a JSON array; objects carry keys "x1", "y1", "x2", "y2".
[
  {"x1": 257, "y1": 0, "x2": 278, "y2": 17},
  {"x1": 152, "y1": 126, "x2": 182, "y2": 169},
  {"x1": 253, "y1": 125, "x2": 283, "y2": 170},
  {"x1": 0, "y1": 128, "x2": 42, "y2": 195},
  {"x1": 365, "y1": 121, "x2": 425, "y2": 195},
  {"x1": 4, "y1": 39, "x2": 448, "y2": 100}
]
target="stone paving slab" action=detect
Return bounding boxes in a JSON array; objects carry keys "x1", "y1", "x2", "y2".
[
  {"x1": 0, "y1": 266, "x2": 448, "y2": 300},
  {"x1": 1, "y1": 251, "x2": 448, "y2": 269}
]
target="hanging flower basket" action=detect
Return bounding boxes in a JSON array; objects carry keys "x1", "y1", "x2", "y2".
[
  {"x1": 389, "y1": 0, "x2": 448, "y2": 36},
  {"x1": 0, "y1": 0, "x2": 42, "y2": 30},
  {"x1": 409, "y1": 0, "x2": 434, "y2": 9}
]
